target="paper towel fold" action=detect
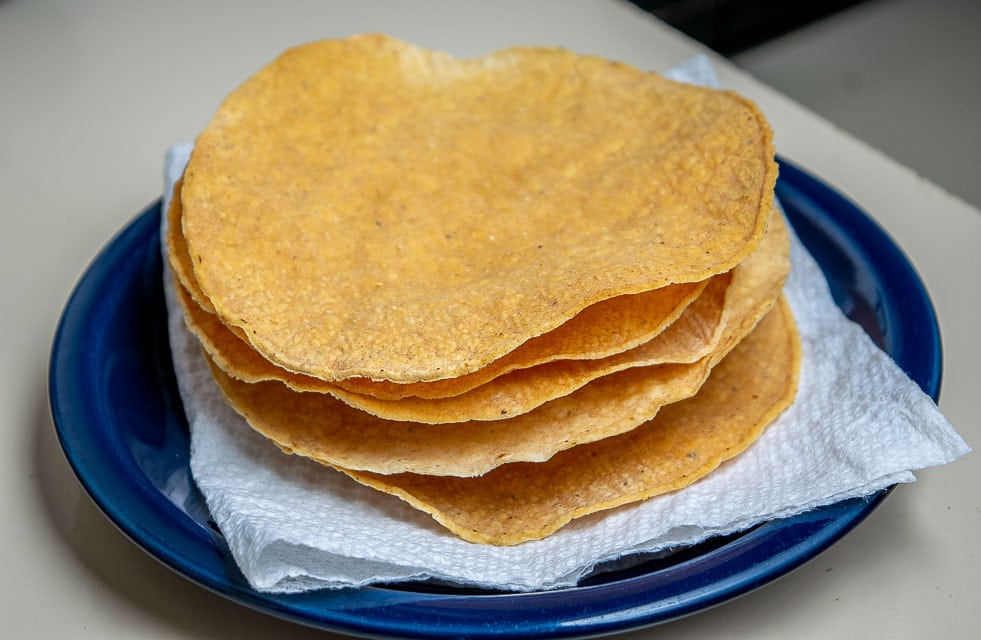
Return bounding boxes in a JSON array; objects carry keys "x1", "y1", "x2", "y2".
[{"x1": 162, "y1": 57, "x2": 969, "y2": 593}]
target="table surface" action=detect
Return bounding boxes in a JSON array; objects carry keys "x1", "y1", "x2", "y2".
[{"x1": 2, "y1": 1, "x2": 977, "y2": 638}]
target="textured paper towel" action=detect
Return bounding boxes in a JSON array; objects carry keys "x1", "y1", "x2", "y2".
[{"x1": 162, "y1": 57, "x2": 968, "y2": 593}]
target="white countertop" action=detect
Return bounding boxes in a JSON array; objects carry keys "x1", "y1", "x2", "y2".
[{"x1": 1, "y1": 1, "x2": 977, "y2": 637}]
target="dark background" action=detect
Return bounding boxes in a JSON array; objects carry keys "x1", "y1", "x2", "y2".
[{"x1": 630, "y1": 0, "x2": 868, "y2": 55}]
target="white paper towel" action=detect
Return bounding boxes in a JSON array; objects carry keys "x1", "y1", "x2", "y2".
[{"x1": 162, "y1": 57, "x2": 969, "y2": 593}]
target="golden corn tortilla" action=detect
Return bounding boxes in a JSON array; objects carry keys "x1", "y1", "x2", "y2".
[
  {"x1": 323, "y1": 271, "x2": 729, "y2": 422},
  {"x1": 198, "y1": 206, "x2": 789, "y2": 476},
  {"x1": 165, "y1": 178, "x2": 214, "y2": 315},
  {"x1": 331, "y1": 276, "x2": 707, "y2": 400},
  {"x1": 182, "y1": 268, "x2": 726, "y2": 421},
  {"x1": 181, "y1": 206, "x2": 786, "y2": 423},
  {"x1": 341, "y1": 298, "x2": 801, "y2": 545},
  {"x1": 168, "y1": 188, "x2": 710, "y2": 397},
  {"x1": 181, "y1": 34, "x2": 777, "y2": 383}
]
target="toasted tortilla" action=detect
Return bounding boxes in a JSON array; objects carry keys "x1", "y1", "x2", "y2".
[
  {"x1": 341, "y1": 297, "x2": 801, "y2": 545},
  {"x1": 180, "y1": 34, "x2": 777, "y2": 383},
  {"x1": 176, "y1": 270, "x2": 723, "y2": 410},
  {"x1": 197, "y1": 208, "x2": 789, "y2": 475},
  {"x1": 180, "y1": 207, "x2": 787, "y2": 423},
  {"x1": 168, "y1": 188, "x2": 711, "y2": 397},
  {"x1": 182, "y1": 269, "x2": 727, "y2": 421},
  {"x1": 331, "y1": 276, "x2": 708, "y2": 399},
  {"x1": 165, "y1": 178, "x2": 214, "y2": 315}
]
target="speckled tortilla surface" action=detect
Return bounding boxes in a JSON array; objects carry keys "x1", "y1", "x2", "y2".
[{"x1": 180, "y1": 33, "x2": 777, "y2": 382}]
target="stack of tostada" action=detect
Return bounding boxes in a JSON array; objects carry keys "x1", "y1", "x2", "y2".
[{"x1": 167, "y1": 34, "x2": 801, "y2": 546}]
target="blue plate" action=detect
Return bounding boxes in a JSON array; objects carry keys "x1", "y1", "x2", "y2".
[{"x1": 49, "y1": 157, "x2": 941, "y2": 639}]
